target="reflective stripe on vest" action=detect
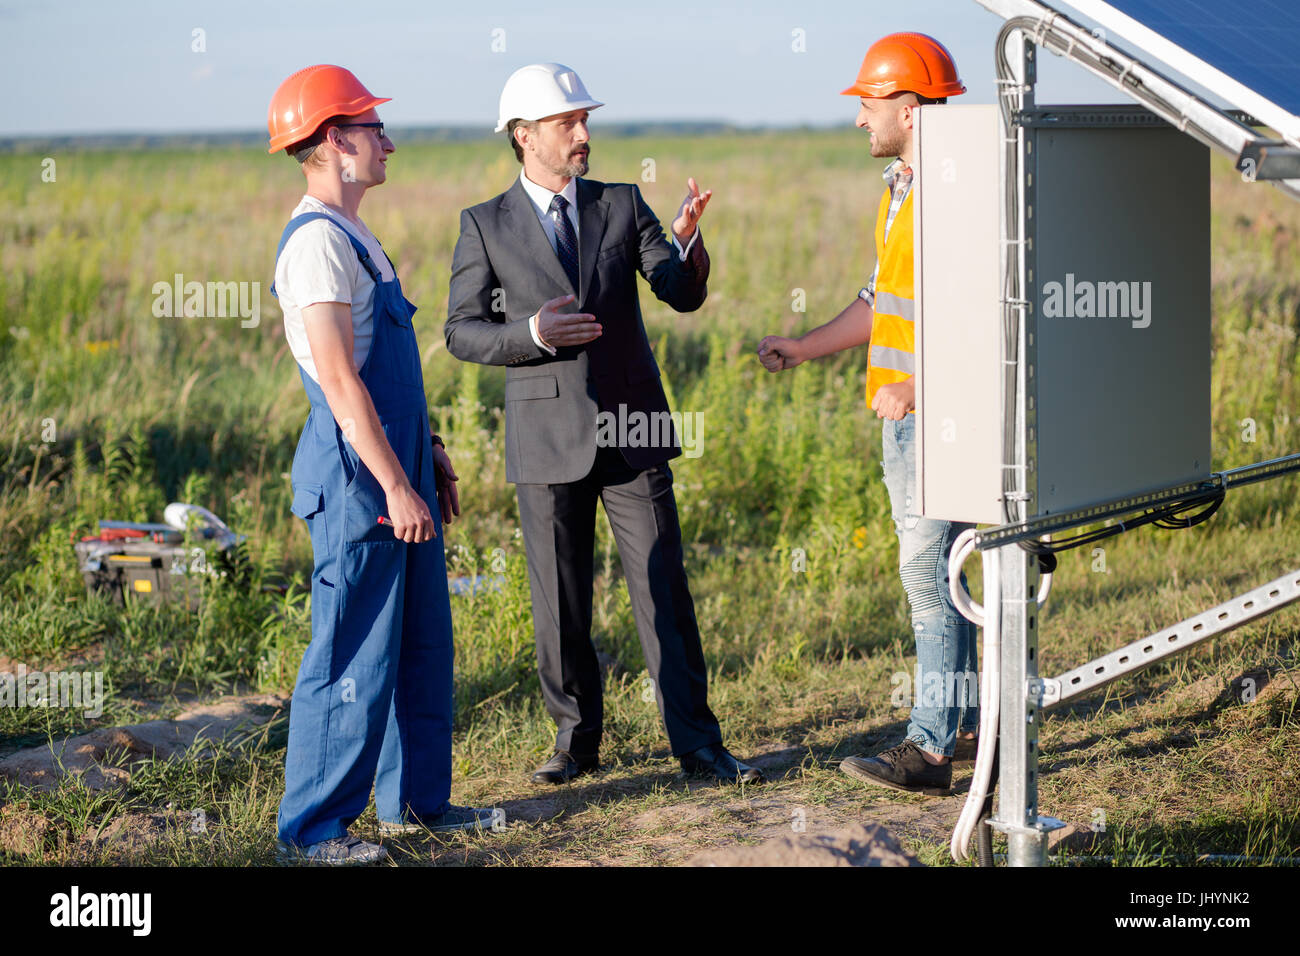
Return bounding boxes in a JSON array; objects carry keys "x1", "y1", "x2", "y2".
[
  {"x1": 865, "y1": 187, "x2": 916, "y2": 413},
  {"x1": 872, "y1": 291, "x2": 914, "y2": 323}
]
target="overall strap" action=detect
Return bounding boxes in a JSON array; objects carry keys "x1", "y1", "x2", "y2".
[{"x1": 271, "y1": 211, "x2": 383, "y2": 297}]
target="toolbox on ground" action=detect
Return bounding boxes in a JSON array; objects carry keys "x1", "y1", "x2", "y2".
[{"x1": 74, "y1": 517, "x2": 239, "y2": 607}]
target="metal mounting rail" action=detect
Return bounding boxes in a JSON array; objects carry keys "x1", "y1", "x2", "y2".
[
  {"x1": 1238, "y1": 140, "x2": 1300, "y2": 181},
  {"x1": 1219, "y1": 454, "x2": 1300, "y2": 490},
  {"x1": 1030, "y1": 567, "x2": 1300, "y2": 709},
  {"x1": 1014, "y1": 108, "x2": 1300, "y2": 180},
  {"x1": 974, "y1": 453, "x2": 1300, "y2": 550}
]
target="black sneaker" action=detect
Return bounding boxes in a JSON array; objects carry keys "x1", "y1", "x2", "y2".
[{"x1": 840, "y1": 740, "x2": 953, "y2": 796}]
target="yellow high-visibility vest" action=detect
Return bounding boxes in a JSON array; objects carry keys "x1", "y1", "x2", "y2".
[{"x1": 866, "y1": 187, "x2": 916, "y2": 413}]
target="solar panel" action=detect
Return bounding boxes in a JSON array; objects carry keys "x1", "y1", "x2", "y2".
[{"x1": 1062, "y1": 0, "x2": 1300, "y2": 140}]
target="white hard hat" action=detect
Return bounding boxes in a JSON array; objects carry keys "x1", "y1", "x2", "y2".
[{"x1": 495, "y1": 62, "x2": 604, "y2": 133}]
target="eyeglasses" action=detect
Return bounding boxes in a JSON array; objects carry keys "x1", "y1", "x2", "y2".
[{"x1": 336, "y1": 122, "x2": 386, "y2": 140}]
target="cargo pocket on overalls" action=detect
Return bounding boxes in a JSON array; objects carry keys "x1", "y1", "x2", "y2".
[{"x1": 290, "y1": 483, "x2": 329, "y2": 554}]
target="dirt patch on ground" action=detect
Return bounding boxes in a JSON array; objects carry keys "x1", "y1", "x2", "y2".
[
  {"x1": 0, "y1": 804, "x2": 55, "y2": 857},
  {"x1": 628, "y1": 793, "x2": 898, "y2": 845},
  {"x1": 0, "y1": 692, "x2": 286, "y2": 792},
  {"x1": 1216, "y1": 669, "x2": 1299, "y2": 731},
  {"x1": 0, "y1": 647, "x2": 107, "y2": 674},
  {"x1": 495, "y1": 796, "x2": 566, "y2": 824},
  {"x1": 1168, "y1": 674, "x2": 1233, "y2": 714},
  {"x1": 687, "y1": 822, "x2": 922, "y2": 866},
  {"x1": 71, "y1": 810, "x2": 196, "y2": 859},
  {"x1": 563, "y1": 777, "x2": 975, "y2": 866}
]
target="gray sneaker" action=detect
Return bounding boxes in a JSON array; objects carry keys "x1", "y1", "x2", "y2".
[
  {"x1": 277, "y1": 835, "x2": 388, "y2": 866},
  {"x1": 377, "y1": 805, "x2": 498, "y2": 835}
]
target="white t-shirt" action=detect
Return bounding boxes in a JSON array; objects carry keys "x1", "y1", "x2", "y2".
[{"x1": 275, "y1": 195, "x2": 395, "y2": 384}]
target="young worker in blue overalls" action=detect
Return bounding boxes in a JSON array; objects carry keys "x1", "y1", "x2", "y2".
[{"x1": 267, "y1": 65, "x2": 494, "y2": 864}]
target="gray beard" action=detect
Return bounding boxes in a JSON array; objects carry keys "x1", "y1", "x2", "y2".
[{"x1": 555, "y1": 149, "x2": 590, "y2": 179}]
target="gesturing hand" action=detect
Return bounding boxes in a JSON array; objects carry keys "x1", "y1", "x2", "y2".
[
  {"x1": 671, "y1": 177, "x2": 713, "y2": 244},
  {"x1": 535, "y1": 294, "x2": 602, "y2": 348}
]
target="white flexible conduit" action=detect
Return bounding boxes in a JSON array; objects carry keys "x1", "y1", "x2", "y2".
[
  {"x1": 948, "y1": 529, "x2": 1053, "y2": 629},
  {"x1": 952, "y1": 543, "x2": 1000, "y2": 862},
  {"x1": 947, "y1": 529, "x2": 1052, "y2": 862},
  {"x1": 949, "y1": 530, "x2": 988, "y2": 627}
]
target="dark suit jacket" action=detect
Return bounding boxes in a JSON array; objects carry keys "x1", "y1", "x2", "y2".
[{"x1": 444, "y1": 176, "x2": 709, "y2": 484}]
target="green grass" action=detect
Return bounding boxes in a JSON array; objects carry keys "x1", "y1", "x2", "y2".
[{"x1": 0, "y1": 130, "x2": 1298, "y2": 865}]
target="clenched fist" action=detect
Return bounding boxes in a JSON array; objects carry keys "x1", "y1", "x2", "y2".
[{"x1": 756, "y1": 335, "x2": 804, "y2": 372}]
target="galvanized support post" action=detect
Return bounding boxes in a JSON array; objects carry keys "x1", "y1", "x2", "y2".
[
  {"x1": 994, "y1": 545, "x2": 1047, "y2": 865},
  {"x1": 990, "y1": 24, "x2": 1052, "y2": 866}
]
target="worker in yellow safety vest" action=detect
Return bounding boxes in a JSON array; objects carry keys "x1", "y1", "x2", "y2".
[{"x1": 758, "y1": 33, "x2": 979, "y2": 796}]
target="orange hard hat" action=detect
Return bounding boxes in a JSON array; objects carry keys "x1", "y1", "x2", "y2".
[
  {"x1": 267, "y1": 64, "x2": 391, "y2": 154},
  {"x1": 841, "y1": 33, "x2": 966, "y2": 100}
]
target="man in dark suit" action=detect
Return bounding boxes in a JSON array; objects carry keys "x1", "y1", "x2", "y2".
[{"x1": 445, "y1": 63, "x2": 761, "y2": 785}]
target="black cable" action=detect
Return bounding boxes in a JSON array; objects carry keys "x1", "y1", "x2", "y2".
[
  {"x1": 977, "y1": 727, "x2": 998, "y2": 868},
  {"x1": 1016, "y1": 489, "x2": 1225, "y2": 558},
  {"x1": 1152, "y1": 494, "x2": 1224, "y2": 528},
  {"x1": 977, "y1": 794, "x2": 996, "y2": 867}
]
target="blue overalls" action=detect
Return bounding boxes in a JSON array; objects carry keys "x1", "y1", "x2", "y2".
[{"x1": 272, "y1": 212, "x2": 454, "y2": 847}]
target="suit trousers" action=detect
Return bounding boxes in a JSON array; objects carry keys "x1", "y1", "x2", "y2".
[{"x1": 514, "y1": 446, "x2": 722, "y2": 757}]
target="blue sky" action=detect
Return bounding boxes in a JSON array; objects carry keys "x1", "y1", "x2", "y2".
[{"x1": 1, "y1": 0, "x2": 1129, "y2": 136}]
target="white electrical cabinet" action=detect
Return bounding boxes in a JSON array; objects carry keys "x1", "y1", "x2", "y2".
[
  {"x1": 914, "y1": 105, "x2": 1005, "y2": 523},
  {"x1": 915, "y1": 104, "x2": 1211, "y2": 524}
]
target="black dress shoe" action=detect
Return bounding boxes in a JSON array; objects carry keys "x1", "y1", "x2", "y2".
[
  {"x1": 679, "y1": 744, "x2": 764, "y2": 784},
  {"x1": 530, "y1": 750, "x2": 598, "y2": 785}
]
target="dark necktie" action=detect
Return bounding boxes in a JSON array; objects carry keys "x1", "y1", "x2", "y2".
[{"x1": 548, "y1": 194, "x2": 581, "y2": 293}]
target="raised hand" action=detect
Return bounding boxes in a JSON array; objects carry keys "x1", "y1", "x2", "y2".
[{"x1": 671, "y1": 177, "x2": 713, "y2": 243}]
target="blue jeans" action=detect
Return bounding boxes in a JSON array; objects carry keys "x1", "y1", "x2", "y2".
[{"x1": 880, "y1": 413, "x2": 979, "y2": 757}]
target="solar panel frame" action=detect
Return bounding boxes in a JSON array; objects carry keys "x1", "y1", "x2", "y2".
[{"x1": 1062, "y1": 0, "x2": 1300, "y2": 143}]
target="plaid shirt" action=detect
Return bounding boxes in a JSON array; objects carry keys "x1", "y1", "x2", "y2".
[{"x1": 859, "y1": 157, "x2": 914, "y2": 308}]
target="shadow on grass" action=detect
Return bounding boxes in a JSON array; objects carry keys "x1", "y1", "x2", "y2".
[{"x1": 1040, "y1": 664, "x2": 1291, "y2": 773}]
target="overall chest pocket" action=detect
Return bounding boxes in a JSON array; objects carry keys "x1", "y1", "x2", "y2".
[{"x1": 381, "y1": 293, "x2": 424, "y2": 388}]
